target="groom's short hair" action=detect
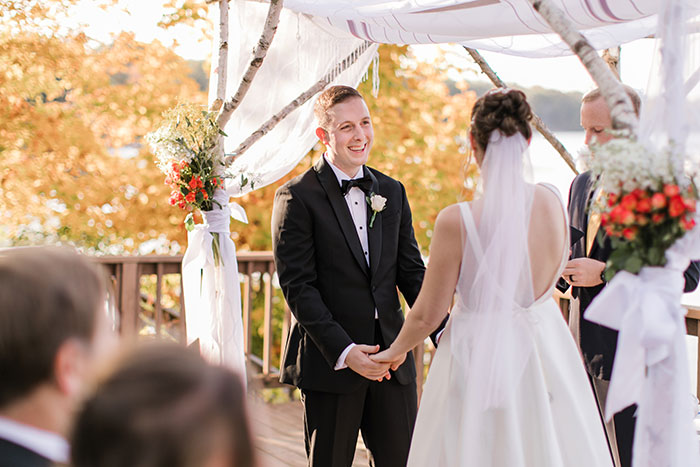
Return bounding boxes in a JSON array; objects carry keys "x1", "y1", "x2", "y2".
[
  {"x1": 0, "y1": 247, "x2": 107, "y2": 408},
  {"x1": 314, "y1": 85, "x2": 364, "y2": 129}
]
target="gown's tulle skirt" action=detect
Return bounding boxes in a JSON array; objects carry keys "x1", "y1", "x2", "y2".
[{"x1": 407, "y1": 299, "x2": 613, "y2": 467}]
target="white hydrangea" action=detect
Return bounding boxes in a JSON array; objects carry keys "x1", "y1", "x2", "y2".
[
  {"x1": 145, "y1": 104, "x2": 224, "y2": 176},
  {"x1": 588, "y1": 138, "x2": 675, "y2": 195},
  {"x1": 146, "y1": 123, "x2": 196, "y2": 173}
]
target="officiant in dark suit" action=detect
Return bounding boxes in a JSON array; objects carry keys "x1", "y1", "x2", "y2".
[
  {"x1": 559, "y1": 86, "x2": 700, "y2": 467},
  {"x1": 272, "y1": 85, "x2": 425, "y2": 467}
]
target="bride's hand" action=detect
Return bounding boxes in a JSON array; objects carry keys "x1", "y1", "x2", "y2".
[{"x1": 370, "y1": 347, "x2": 406, "y2": 371}]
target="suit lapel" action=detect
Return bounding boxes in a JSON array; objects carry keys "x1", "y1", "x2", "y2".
[
  {"x1": 366, "y1": 168, "x2": 382, "y2": 278},
  {"x1": 314, "y1": 158, "x2": 370, "y2": 276}
]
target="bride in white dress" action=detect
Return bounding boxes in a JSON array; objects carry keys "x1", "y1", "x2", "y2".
[{"x1": 372, "y1": 89, "x2": 612, "y2": 467}]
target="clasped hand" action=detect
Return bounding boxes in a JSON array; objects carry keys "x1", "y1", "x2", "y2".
[
  {"x1": 369, "y1": 346, "x2": 406, "y2": 372},
  {"x1": 345, "y1": 345, "x2": 393, "y2": 382},
  {"x1": 346, "y1": 344, "x2": 406, "y2": 382}
]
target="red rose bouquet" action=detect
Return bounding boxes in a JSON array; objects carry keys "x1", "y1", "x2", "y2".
[{"x1": 589, "y1": 137, "x2": 698, "y2": 280}]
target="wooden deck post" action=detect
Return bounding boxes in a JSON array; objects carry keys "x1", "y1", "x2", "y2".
[
  {"x1": 119, "y1": 262, "x2": 140, "y2": 337},
  {"x1": 262, "y1": 262, "x2": 275, "y2": 376},
  {"x1": 243, "y1": 262, "x2": 253, "y2": 355},
  {"x1": 155, "y1": 262, "x2": 164, "y2": 335}
]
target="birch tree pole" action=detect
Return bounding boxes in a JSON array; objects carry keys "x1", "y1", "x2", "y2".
[
  {"x1": 208, "y1": 0, "x2": 230, "y2": 112},
  {"x1": 206, "y1": 0, "x2": 283, "y2": 165},
  {"x1": 217, "y1": 0, "x2": 284, "y2": 129},
  {"x1": 526, "y1": 0, "x2": 638, "y2": 134},
  {"x1": 206, "y1": 0, "x2": 284, "y2": 120}
]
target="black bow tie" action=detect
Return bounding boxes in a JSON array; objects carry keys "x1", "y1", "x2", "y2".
[{"x1": 341, "y1": 175, "x2": 373, "y2": 196}]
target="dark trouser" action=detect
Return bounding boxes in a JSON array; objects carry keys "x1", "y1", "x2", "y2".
[
  {"x1": 614, "y1": 404, "x2": 637, "y2": 467},
  {"x1": 300, "y1": 322, "x2": 417, "y2": 467},
  {"x1": 590, "y1": 376, "x2": 637, "y2": 467}
]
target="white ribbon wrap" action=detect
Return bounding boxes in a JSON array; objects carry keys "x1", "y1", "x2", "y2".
[
  {"x1": 584, "y1": 217, "x2": 700, "y2": 467},
  {"x1": 182, "y1": 188, "x2": 247, "y2": 379}
]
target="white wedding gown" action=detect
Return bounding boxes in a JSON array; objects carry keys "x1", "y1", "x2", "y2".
[{"x1": 407, "y1": 191, "x2": 613, "y2": 467}]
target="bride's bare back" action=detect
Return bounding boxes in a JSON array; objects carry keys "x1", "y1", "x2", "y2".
[
  {"x1": 528, "y1": 184, "x2": 568, "y2": 299},
  {"x1": 466, "y1": 184, "x2": 567, "y2": 301}
]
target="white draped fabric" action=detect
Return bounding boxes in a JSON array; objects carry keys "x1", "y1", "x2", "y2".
[
  {"x1": 214, "y1": 1, "x2": 379, "y2": 197},
  {"x1": 182, "y1": 189, "x2": 246, "y2": 377},
  {"x1": 282, "y1": 0, "x2": 664, "y2": 57}
]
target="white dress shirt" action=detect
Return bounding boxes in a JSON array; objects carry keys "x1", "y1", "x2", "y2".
[
  {"x1": 324, "y1": 156, "x2": 378, "y2": 370},
  {"x1": 0, "y1": 416, "x2": 69, "y2": 464}
]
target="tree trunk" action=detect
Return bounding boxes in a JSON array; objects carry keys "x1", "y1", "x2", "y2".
[
  {"x1": 209, "y1": 0, "x2": 229, "y2": 112},
  {"x1": 602, "y1": 46, "x2": 621, "y2": 79},
  {"x1": 527, "y1": 0, "x2": 637, "y2": 134},
  {"x1": 217, "y1": 0, "x2": 284, "y2": 129},
  {"x1": 464, "y1": 46, "x2": 578, "y2": 174}
]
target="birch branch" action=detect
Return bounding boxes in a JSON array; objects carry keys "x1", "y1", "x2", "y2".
[
  {"x1": 225, "y1": 41, "x2": 374, "y2": 165},
  {"x1": 602, "y1": 46, "x2": 621, "y2": 79},
  {"x1": 209, "y1": 0, "x2": 229, "y2": 112},
  {"x1": 217, "y1": 0, "x2": 284, "y2": 128},
  {"x1": 527, "y1": 0, "x2": 637, "y2": 134},
  {"x1": 464, "y1": 46, "x2": 578, "y2": 174}
]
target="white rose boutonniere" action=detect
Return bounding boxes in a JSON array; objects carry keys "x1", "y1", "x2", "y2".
[{"x1": 367, "y1": 193, "x2": 387, "y2": 228}]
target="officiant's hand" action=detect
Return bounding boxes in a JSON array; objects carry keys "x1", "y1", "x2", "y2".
[
  {"x1": 370, "y1": 347, "x2": 406, "y2": 372},
  {"x1": 346, "y1": 345, "x2": 391, "y2": 381},
  {"x1": 563, "y1": 258, "x2": 605, "y2": 287}
]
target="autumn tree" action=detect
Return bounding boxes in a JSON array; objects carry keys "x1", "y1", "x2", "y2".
[{"x1": 0, "y1": 3, "x2": 205, "y2": 253}]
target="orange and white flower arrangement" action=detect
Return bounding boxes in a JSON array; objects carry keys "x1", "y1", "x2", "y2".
[
  {"x1": 588, "y1": 137, "x2": 698, "y2": 280},
  {"x1": 146, "y1": 103, "x2": 226, "y2": 230}
]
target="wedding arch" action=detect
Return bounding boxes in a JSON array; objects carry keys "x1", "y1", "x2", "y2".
[{"x1": 180, "y1": 2, "x2": 700, "y2": 465}]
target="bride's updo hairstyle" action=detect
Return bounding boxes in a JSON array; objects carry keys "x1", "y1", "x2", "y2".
[{"x1": 470, "y1": 88, "x2": 533, "y2": 151}]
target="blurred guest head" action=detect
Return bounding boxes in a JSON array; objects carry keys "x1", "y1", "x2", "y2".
[
  {"x1": 71, "y1": 342, "x2": 255, "y2": 467},
  {"x1": 0, "y1": 246, "x2": 117, "y2": 465}
]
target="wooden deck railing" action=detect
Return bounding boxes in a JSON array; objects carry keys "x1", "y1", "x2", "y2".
[
  {"x1": 95, "y1": 253, "x2": 289, "y2": 384},
  {"x1": 95, "y1": 255, "x2": 700, "y2": 395}
]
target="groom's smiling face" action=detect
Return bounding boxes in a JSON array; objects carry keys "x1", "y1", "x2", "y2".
[{"x1": 316, "y1": 97, "x2": 374, "y2": 178}]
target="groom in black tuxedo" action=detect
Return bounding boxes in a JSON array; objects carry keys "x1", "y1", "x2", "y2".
[
  {"x1": 559, "y1": 86, "x2": 700, "y2": 467},
  {"x1": 272, "y1": 85, "x2": 425, "y2": 466}
]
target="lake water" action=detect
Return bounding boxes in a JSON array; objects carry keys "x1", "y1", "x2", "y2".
[{"x1": 536, "y1": 131, "x2": 700, "y2": 393}]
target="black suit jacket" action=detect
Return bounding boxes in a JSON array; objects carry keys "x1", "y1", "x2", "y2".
[
  {"x1": 0, "y1": 438, "x2": 52, "y2": 467},
  {"x1": 558, "y1": 171, "x2": 700, "y2": 380},
  {"x1": 272, "y1": 158, "x2": 425, "y2": 393}
]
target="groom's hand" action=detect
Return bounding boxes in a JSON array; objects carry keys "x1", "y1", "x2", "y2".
[{"x1": 346, "y1": 345, "x2": 391, "y2": 381}]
